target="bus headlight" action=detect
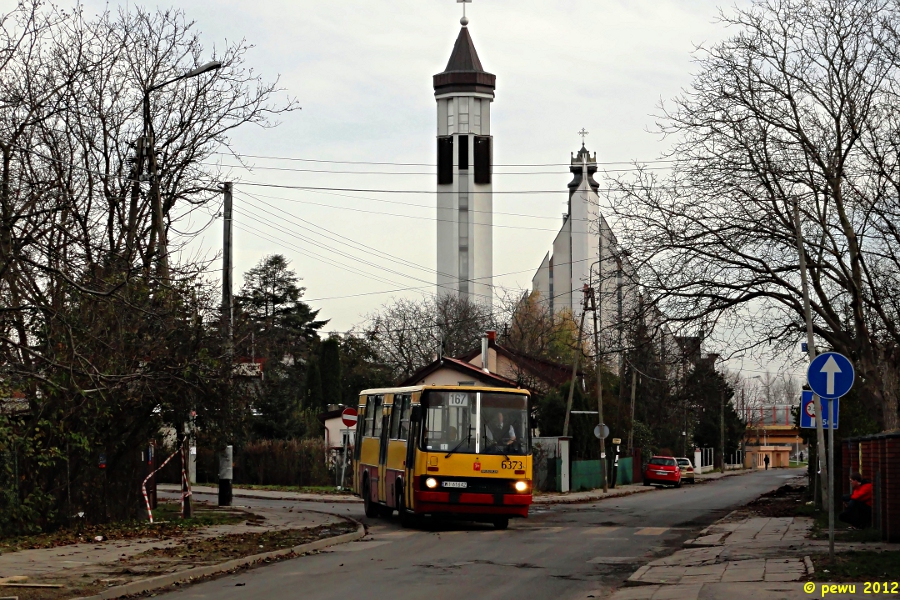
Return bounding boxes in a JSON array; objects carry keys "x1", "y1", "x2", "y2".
[
  {"x1": 514, "y1": 481, "x2": 528, "y2": 492},
  {"x1": 426, "y1": 477, "x2": 438, "y2": 489}
]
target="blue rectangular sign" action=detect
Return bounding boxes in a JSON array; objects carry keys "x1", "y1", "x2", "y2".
[{"x1": 799, "y1": 390, "x2": 839, "y2": 429}]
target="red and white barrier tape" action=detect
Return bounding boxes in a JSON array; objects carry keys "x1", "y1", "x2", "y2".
[
  {"x1": 180, "y1": 445, "x2": 192, "y2": 518},
  {"x1": 141, "y1": 448, "x2": 181, "y2": 523}
]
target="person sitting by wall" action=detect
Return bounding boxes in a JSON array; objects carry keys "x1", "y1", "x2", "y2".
[{"x1": 839, "y1": 472, "x2": 873, "y2": 529}]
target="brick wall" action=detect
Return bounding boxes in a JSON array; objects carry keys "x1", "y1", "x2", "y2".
[
  {"x1": 886, "y1": 437, "x2": 900, "y2": 542},
  {"x1": 845, "y1": 432, "x2": 900, "y2": 543},
  {"x1": 841, "y1": 441, "x2": 852, "y2": 497}
]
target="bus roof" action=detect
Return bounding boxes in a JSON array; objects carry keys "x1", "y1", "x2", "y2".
[{"x1": 359, "y1": 385, "x2": 530, "y2": 396}]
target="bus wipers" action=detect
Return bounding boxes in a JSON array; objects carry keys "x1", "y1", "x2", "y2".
[{"x1": 445, "y1": 428, "x2": 472, "y2": 458}]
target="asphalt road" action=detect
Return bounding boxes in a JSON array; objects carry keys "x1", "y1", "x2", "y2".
[{"x1": 158, "y1": 469, "x2": 800, "y2": 600}]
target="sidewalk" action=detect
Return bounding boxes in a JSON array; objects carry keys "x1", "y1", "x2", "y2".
[
  {"x1": 606, "y1": 512, "x2": 899, "y2": 600},
  {"x1": 535, "y1": 467, "x2": 753, "y2": 505},
  {"x1": 0, "y1": 501, "x2": 361, "y2": 599},
  {"x1": 606, "y1": 515, "x2": 815, "y2": 600}
]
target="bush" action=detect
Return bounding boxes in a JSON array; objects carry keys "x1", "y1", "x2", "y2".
[
  {"x1": 158, "y1": 439, "x2": 332, "y2": 488},
  {"x1": 237, "y1": 439, "x2": 330, "y2": 487}
]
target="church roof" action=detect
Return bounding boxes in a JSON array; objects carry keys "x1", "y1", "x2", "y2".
[
  {"x1": 433, "y1": 27, "x2": 496, "y2": 97},
  {"x1": 568, "y1": 144, "x2": 600, "y2": 199}
]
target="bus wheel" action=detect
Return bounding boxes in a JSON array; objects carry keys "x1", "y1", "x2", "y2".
[
  {"x1": 397, "y1": 489, "x2": 413, "y2": 528},
  {"x1": 363, "y1": 479, "x2": 379, "y2": 518},
  {"x1": 493, "y1": 517, "x2": 509, "y2": 530}
]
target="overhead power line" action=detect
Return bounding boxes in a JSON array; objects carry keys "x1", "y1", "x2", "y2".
[
  {"x1": 237, "y1": 187, "x2": 603, "y2": 224},
  {"x1": 205, "y1": 162, "x2": 672, "y2": 176},
  {"x1": 212, "y1": 151, "x2": 676, "y2": 168},
  {"x1": 238, "y1": 181, "x2": 639, "y2": 195},
  {"x1": 234, "y1": 190, "x2": 562, "y2": 232}
]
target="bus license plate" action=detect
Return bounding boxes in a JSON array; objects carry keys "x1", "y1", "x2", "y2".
[{"x1": 442, "y1": 481, "x2": 467, "y2": 488}]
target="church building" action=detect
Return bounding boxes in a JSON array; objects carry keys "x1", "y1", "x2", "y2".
[
  {"x1": 531, "y1": 144, "x2": 641, "y2": 374},
  {"x1": 434, "y1": 21, "x2": 494, "y2": 307}
]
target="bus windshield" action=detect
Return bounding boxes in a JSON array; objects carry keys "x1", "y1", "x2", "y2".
[{"x1": 422, "y1": 390, "x2": 529, "y2": 456}]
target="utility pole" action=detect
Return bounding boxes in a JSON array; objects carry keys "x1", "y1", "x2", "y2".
[
  {"x1": 792, "y1": 200, "x2": 829, "y2": 517},
  {"x1": 590, "y1": 287, "x2": 608, "y2": 493},
  {"x1": 219, "y1": 182, "x2": 234, "y2": 507},
  {"x1": 142, "y1": 94, "x2": 168, "y2": 281},
  {"x1": 563, "y1": 285, "x2": 590, "y2": 438},
  {"x1": 627, "y1": 369, "x2": 637, "y2": 454},
  {"x1": 125, "y1": 136, "x2": 146, "y2": 262},
  {"x1": 720, "y1": 384, "x2": 725, "y2": 472}
]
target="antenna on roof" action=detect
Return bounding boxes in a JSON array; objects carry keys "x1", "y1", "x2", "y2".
[{"x1": 458, "y1": 0, "x2": 471, "y2": 26}]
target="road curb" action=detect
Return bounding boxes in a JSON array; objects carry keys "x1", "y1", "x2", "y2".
[
  {"x1": 534, "y1": 485, "x2": 656, "y2": 505},
  {"x1": 804, "y1": 555, "x2": 814, "y2": 577},
  {"x1": 70, "y1": 521, "x2": 365, "y2": 600},
  {"x1": 160, "y1": 484, "x2": 362, "y2": 504},
  {"x1": 208, "y1": 490, "x2": 361, "y2": 504}
]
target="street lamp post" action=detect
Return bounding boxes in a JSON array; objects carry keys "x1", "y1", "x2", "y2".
[
  {"x1": 140, "y1": 60, "x2": 221, "y2": 519},
  {"x1": 142, "y1": 60, "x2": 222, "y2": 281}
]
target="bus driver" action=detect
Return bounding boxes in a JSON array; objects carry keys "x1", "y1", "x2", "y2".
[{"x1": 486, "y1": 411, "x2": 516, "y2": 450}]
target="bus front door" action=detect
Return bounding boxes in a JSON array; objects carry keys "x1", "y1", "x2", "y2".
[
  {"x1": 377, "y1": 404, "x2": 390, "y2": 503},
  {"x1": 405, "y1": 405, "x2": 422, "y2": 510}
]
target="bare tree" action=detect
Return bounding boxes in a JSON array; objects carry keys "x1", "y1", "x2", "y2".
[
  {"x1": 0, "y1": 1, "x2": 295, "y2": 531},
  {"x1": 362, "y1": 295, "x2": 499, "y2": 381},
  {"x1": 612, "y1": 0, "x2": 900, "y2": 430}
]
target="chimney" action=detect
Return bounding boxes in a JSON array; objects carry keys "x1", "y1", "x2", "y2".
[{"x1": 482, "y1": 331, "x2": 497, "y2": 372}]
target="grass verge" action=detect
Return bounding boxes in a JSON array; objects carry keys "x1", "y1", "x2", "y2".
[
  {"x1": 0, "y1": 502, "x2": 250, "y2": 555},
  {"x1": 811, "y1": 551, "x2": 900, "y2": 581},
  {"x1": 5, "y1": 521, "x2": 356, "y2": 600}
]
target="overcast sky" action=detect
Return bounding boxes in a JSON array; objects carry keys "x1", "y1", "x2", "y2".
[{"x1": 77, "y1": 0, "x2": 800, "y2": 381}]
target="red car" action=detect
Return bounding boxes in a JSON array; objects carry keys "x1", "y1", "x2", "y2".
[{"x1": 643, "y1": 456, "x2": 682, "y2": 488}]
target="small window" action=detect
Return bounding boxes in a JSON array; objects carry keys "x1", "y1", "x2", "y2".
[
  {"x1": 474, "y1": 136, "x2": 491, "y2": 184},
  {"x1": 458, "y1": 98, "x2": 469, "y2": 133},
  {"x1": 391, "y1": 394, "x2": 411, "y2": 439},
  {"x1": 362, "y1": 403, "x2": 373, "y2": 437},
  {"x1": 368, "y1": 395, "x2": 384, "y2": 438},
  {"x1": 458, "y1": 135, "x2": 468, "y2": 170},
  {"x1": 447, "y1": 99, "x2": 455, "y2": 133},
  {"x1": 437, "y1": 136, "x2": 453, "y2": 185}
]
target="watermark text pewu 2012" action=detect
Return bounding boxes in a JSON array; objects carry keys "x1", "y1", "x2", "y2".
[{"x1": 804, "y1": 581, "x2": 900, "y2": 596}]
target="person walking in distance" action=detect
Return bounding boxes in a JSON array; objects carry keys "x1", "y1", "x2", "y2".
[{"x1": 764, "y1": 454, "x2": 770, "y2": 470}]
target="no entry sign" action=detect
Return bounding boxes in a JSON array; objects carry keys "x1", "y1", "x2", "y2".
[{"x1": 341, "y1": 407, "x2": 358, "y2": 428}]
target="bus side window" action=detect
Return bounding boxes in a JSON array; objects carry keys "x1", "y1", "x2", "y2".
[
  {"x1": 389, "y1": 397, "x2": 401, "y2": 439},
  {"x1": 398, "y1": 396, "x2": 411, "y2": 440},
  {"x1": 371, "y1": 395, "x2": 384, "y2": 438},
  {"x1": 359, "y1": 396, "x2": 375, "y2": 437},
  {"x1": 391, "y1": 395, "x2": 411, "y2": 440}
]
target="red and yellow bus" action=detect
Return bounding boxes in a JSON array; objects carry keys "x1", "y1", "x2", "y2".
[{"x1": 353, "y1": 385, "x2": 532, "y2": 529}]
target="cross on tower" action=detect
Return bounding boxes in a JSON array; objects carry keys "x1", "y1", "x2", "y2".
[
  {"x1": 578, "y1": 128, "x2": 589, "y2": 144},
  {"x1": 458, "y1": 0, "x2": 471, "y2": 26}
]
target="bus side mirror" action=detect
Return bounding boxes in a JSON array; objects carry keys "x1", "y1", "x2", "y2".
[{"x1": 410, "y1": 405, "x2": 423, "y2": 423}]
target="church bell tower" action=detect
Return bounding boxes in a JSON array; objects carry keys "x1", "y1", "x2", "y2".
[{"x1": 434, "y1": 18, "x2": 494, "y2": 307}]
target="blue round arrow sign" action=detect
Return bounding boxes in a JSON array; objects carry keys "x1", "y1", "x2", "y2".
[{"x1": 807, "y1": 352, "x2": 855, "y2": 399}]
